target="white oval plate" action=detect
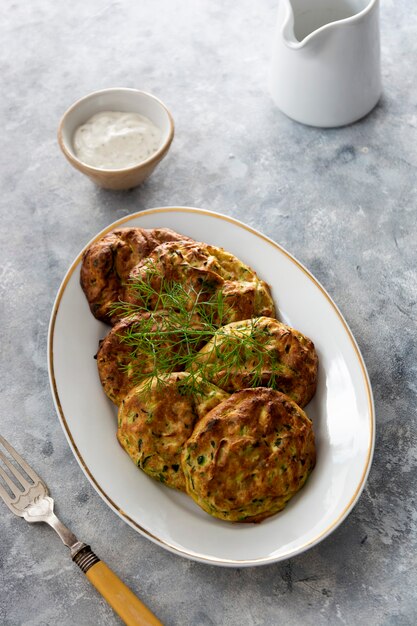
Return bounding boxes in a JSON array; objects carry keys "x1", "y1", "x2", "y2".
[{"x1": 48, "y1": 207, "x2": 375, "y2": 567}]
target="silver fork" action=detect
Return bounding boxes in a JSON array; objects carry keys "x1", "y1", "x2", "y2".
[{"x1": 0, "y1": 434, "x2": 162, "y2": 626}]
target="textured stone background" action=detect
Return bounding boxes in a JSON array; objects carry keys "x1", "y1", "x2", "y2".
[{"x1": 0, "y1": 1, "x2": 416, "y2": 624}]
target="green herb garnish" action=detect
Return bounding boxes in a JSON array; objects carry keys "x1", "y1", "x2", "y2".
[{"x1": 110, "y1": 264, "x2": 284, "y2": 396}]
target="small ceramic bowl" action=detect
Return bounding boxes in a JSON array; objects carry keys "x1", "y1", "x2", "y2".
[{"x1": 58, "y1": 88, "x2": 174, "y2": 190}]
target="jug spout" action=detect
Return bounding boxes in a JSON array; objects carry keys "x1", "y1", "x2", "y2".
[
  {"x1": 279, "y1": 0, "x2": 297, "y2": 46},
  {"x1": 281, "y1": 0, "x2": 378, "y2": 47}
]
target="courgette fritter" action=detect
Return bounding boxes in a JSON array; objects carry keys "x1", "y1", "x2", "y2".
[
  {"x1": 97, "y1": 311, "x2": 199, "y2": 406},
  {"x1": 125, "y1": 240, "x2": 275, "y2": 324},
  {"x1": 117, "y1": 372, "x2": 229, "y2": 491},
  {"x1": 181, "y1": 388, "x2": 316, "y2": 522},
  {"x1": 80, "y1": 227, "x2": 192, "y2": 324},
  {"x1": 190, "y1": 317, "x2": 318, "y2": 407}
]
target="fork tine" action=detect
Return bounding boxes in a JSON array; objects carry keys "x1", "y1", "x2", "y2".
[
  {"x1": 0, "y1": 446, "x2": 32, "y2": 491},
  {"x1": 0, "y1": 465, "x2": 23, "y2": 498},
  {"x1": 0, "y1": 434, "x2": 40, "y2": 485},
  {"x1": 0, "y1": 481, "x2": 17, "y2": 511}
]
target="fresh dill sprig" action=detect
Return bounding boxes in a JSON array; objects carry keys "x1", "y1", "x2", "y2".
[{"x1": 109, "y1": 264, "x2": 284, "y2": 396}]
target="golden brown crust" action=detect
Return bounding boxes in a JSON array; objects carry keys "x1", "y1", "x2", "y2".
[
  {"x1": 190, "y1": 317, "x2": 318, "y2": 407},
  {"x1": 181, "y1": 388, "x2": 316, "y2": 522},
  {"x1": 117, "y1": 373, "x2": 229, "y2": 491},
  {"x1": 97, "y1": 312, "x2": 169, "y2": 406},
  {"x1": 96, "y1": 316, "x2": 139, "y2": 406},
  {"x1": 125, "y1": 241, "x2": 275, "y2": 324},
  {"x1": 80, "y1": 227, "x2": 192, "y2": 324},
  {"x1": 220, "y1": 280, "x2": 276, "y2": 323},
  {"x1": 97, "y1": 310, "x2": 208, "y2": 406}
]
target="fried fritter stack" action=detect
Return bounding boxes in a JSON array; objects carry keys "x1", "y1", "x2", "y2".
[{"x1": 81, "y1": 226, "x2": 318, "y2": 523}]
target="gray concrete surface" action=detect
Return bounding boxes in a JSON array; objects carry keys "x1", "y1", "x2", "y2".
[{"x1": 0, "y1": 1, "x2": 416, "y2": 624}]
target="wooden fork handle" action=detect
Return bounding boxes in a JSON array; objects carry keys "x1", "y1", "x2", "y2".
[{"x1": 73, "y1": 546, "x2": 163, "y2": 625}]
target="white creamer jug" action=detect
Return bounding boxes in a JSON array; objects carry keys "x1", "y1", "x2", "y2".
[{"x1": 270, "y1": 0, "x2": 381, "y2": 127}]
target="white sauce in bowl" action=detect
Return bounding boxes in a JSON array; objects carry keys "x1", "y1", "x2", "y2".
[{"x1": 73, "y1": 111, "x2": 162, "y2": 170}]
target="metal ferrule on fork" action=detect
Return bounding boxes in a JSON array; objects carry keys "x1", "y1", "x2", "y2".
[{"x1": 72, "y1": 545, "x2": 101, "y2": 573}]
